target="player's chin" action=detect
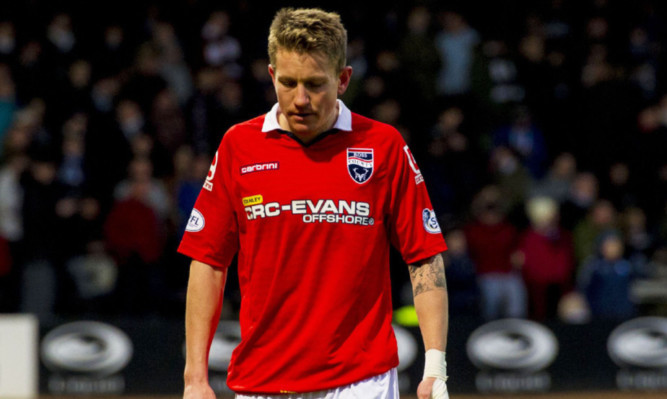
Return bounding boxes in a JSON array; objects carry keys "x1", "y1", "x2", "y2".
[{"x1": 290, "y1": 123, "x2": 319, "y2": 136}]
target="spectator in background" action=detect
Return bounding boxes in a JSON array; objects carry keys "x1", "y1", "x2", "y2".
[
  {"x1": 93, "y1": 24, "x2": 133, "y2": 79},
  {"x1": 0, "y1": 152, "x2": 26, "y2": 247},
  {"x1": 48, "y1": 59, "x2": 93, "y2": 129},
  {"x1": 201, "y1": 10, "x2": 241, "y2": 77},
  {"x1": 489, "y1": 146, "x2": 533, "y2": 223},
  {"x1": 0, "y1": 63, "x2": 16, "y2": 155},
  {"x1": 424, "y1": 106, "x2": 483, "y2": 217},
  {"x1": 244, "y1": 57, "x2": 275, "y2": 116},
  {"x1": 216, "y1": 79, "x2": 250, "y2": 135},
  {"x1": 0, "y1": 21, "x2": 17, "y2": 66},
  {"x1": 600, "y1": 162, "x2": 638, "y2": 211},
  {"x1": 2, "y1": 109, "x2": 37, "y2": 159},
  {"x1": 464, "y1": 185, "x2": 526, "y2": 320},
  {"x1": 627, "y1": 26, "x2": 660, "y2": 101},
  {"x1": 151, "y1": 89, "x2": 187, "y2": 154},
  {"x1": 90, "y1": 76, "x2": 121, "y2": 116},
  {"x1": 517, "y1": 31, "x2": 552, "y2": 125},
  {"x1": 19, "y1": 147, "x2": 65, "y2": 321},
  {"x1": 492, "y1": 105, "x2": 548, "y2": 178},
  {"x1": 530, "y1": 152, "x2": 577, "y2": 203},
  {"x1": 113, "y1": 156, "x2": 170, "y2": 220},
  {"x1": 0, "y1": 152, "x2": 28, "y2": 311},
  {"x1": 578, "y1": 39, "x2": 641, "y2": 175},
  {"x1": 116, "y1": 98, "x2": 147, "y2": 144},
  {"x1": 471, "y1": 39, "x2": 525, "y2": 114},
  {"x1": 14, "y1": 41, "x2": 47, "y2": 103},
  {"x1": 340, "y1": 37, "x2": 367, "y2": 106},
  {"x1": 573, "y1": 199, "x2": 617, "y2": 268},
  {"x1": 188, "y1": 67, "x2": 226, "y2": 154},
  {"x1": 443, "y1": 229, "x2": 478, "y2": 316},
  {"x1": 435, "y1": 9, "x2": 480, "y2": 98},
  {"x1": 560, "y1": 172, "x2": 599, "y2": 230},
  {"x1": 634, "y1": 97, "x2": 667, "y2": 218},
  {"x1": 120, "y1": 43, "x2": 168, "y2": 114},
  {"x1": 57, "y1": 113, "x2": 88, "y2": 193},
  {"x1": 104, "y1": 178, "x2": 166, "y2": 314},
  {"x1": 518, "y1": 196, "x2": 575, "y2": 321},
  {"x1": 397, "y1": 6, "x2": 441, "y2": 118},
  {"x1": 578, "y1": 230, "x2": 640, "y2": 320},
  {"x1": 42, "y1": 13, "x2": 79, "y2": 85},
  {"x1": 620, "y1": 207, "x2": 655, "y2": 267},
  {"x1": 151, "y1": 21, "x2": 193, "y2": 106},
  {"x1": 375, "y1": 49, "x2": 403, "y2": 99}
]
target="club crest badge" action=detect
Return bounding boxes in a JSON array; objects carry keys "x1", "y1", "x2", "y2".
[{"x1": 347, "y1": 148, "x2": 374, "y2": 184}]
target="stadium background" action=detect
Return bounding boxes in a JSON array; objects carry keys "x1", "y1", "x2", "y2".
[{"x1": 0, "y1": 0, "x2": 666, "y2": 397}]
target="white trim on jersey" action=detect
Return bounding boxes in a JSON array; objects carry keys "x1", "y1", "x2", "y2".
[
  {"x1": 261, "y1": 100, "x2": 353, "y2": 133},
  {"x1": 235, "y1": 368, "x2": 399, "y2": 399}
]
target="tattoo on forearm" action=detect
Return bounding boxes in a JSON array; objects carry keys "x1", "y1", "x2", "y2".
[{"x1": 408, "y1": 254, "x2": 447, "y2": 297}]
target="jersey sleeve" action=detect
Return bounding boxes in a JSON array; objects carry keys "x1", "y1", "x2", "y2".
[
  {"x1": 177, "y1": 133, "x2": 239, "y2": 268},
  {"x1": 387, "y1": 138, "x2": 447, "y2": 264}
]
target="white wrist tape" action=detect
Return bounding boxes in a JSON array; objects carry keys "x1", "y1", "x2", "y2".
[{"x1": 423, "y1": 349, "x2": 448, "y2": 381}]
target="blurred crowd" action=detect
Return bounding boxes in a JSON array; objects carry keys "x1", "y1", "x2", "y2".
[{"x1": 0, "y1": 0, "x2": 666, "y2": 323}]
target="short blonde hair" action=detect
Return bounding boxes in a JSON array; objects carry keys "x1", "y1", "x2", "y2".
[{"x1": 268, "y1": 7, "x2": 347, "y2": 72}]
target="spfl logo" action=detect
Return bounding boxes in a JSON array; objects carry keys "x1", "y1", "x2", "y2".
[
  {"x1": 186, "y1": 209, "x2": 205, "y2": 233},
  {"x1": 347, "y1": 148, "x2": 373, "y2": 184},
  {"x1": 422, "y1": 209, "x2": 441, "y2": 234}
]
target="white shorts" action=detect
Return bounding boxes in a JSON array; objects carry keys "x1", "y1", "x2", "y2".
[{"x1": 235, "y1": 368, "x2": 399, "y2": 399}]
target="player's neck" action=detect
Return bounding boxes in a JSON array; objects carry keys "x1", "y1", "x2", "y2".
[{"x1": 277, "y1": 104, "x2": 339, "y2": 144}]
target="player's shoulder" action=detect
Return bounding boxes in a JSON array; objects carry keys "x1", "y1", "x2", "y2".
[
  {"x1": 216, "y1": 115, "x2": 267, "y2": 153},
  {"x1": 351, "y1": 112, "x2": 405, "y2": 146},
  {"x1": 223, "y1": 115, "x2": 266, "y2": 140}
]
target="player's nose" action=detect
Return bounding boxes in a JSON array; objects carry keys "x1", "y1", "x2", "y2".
[{"x1": 294, "y1": 84, "x2": 310, "y2": 107}]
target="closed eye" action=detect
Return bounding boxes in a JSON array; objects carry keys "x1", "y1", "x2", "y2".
[
  {"x1": 279, "y1": 78, "x2": 297, "y2": 88},
  {"x1": 305, "y1": 81, "x2": 325, "y2": 90}
]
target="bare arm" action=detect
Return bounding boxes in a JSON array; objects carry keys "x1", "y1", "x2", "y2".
[
  {"x1": 183, "y1": 260, "x2": 227, "y2": 398},
  {"x1": 408, "y1": 253, "x2": 449, "y2": 399},
  {"x1": 408, "y1": 252, "x2": 448, "y2": 351}
]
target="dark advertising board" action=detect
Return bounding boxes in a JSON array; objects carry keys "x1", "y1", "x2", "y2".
[{"x1": 37, "y1": 316, "x2": 667, "y2": 395}]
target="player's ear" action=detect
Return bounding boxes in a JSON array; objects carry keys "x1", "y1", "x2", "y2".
[
  {"x1": 268, "y1": 64, "x2": 276, "y2": 84},
  {"x1": 337, "y1": 66, "x2": 353, "y2": 96}
]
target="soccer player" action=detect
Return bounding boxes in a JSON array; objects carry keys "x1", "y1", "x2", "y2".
[{"x1": 180, "y1": 8, "x2": 449, "y2": 399}]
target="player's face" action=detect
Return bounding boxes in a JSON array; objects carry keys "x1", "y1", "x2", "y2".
[{"x1": 269, "y1": 49, "x2": 352, "y2": 142}]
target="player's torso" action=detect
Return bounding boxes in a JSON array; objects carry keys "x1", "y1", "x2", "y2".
[{"x1": 221, "y1": 123, "x2": 400, "y2": 324}]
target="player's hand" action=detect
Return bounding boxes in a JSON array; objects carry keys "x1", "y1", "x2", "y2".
[
  {"x1": 183, "y1": 382, "x2": 216, "y2": 399},
  {"x1": 417, "y1": 376, "x2": 449, "y2": 399}
]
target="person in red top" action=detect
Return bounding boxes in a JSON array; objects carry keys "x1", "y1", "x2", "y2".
[
  {"x1": 518, "y1": 196, "x2": 575, "y2": 320},
  {"x1": 463, "y1": 185, "x2": 527, "y2": 320},
  {"x1": 179, "y1": 8, "x2": 449, "y2": 399}
]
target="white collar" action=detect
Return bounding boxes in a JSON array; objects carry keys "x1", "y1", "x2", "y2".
[{"x1": 261, "y1": 99, "x2": 352, "y2": 133}]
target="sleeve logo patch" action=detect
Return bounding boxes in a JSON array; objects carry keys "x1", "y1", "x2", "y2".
[
  {"x1": 422, "y1": 208, "x2": 441, "y2": 234},
  {"x1": 186, "y1": 209, "x2": 205, "y2": 232},
  {"x1": 203, "y1": 151, "x2": 218, "y2": 191},
  {"x1": 403, "y1": 145, "x2": 424, "y2": 185}
]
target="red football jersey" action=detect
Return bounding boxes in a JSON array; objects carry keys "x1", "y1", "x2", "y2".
[{"x1": 178, "y1": 101, "x2": 447, "y2": 394}]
